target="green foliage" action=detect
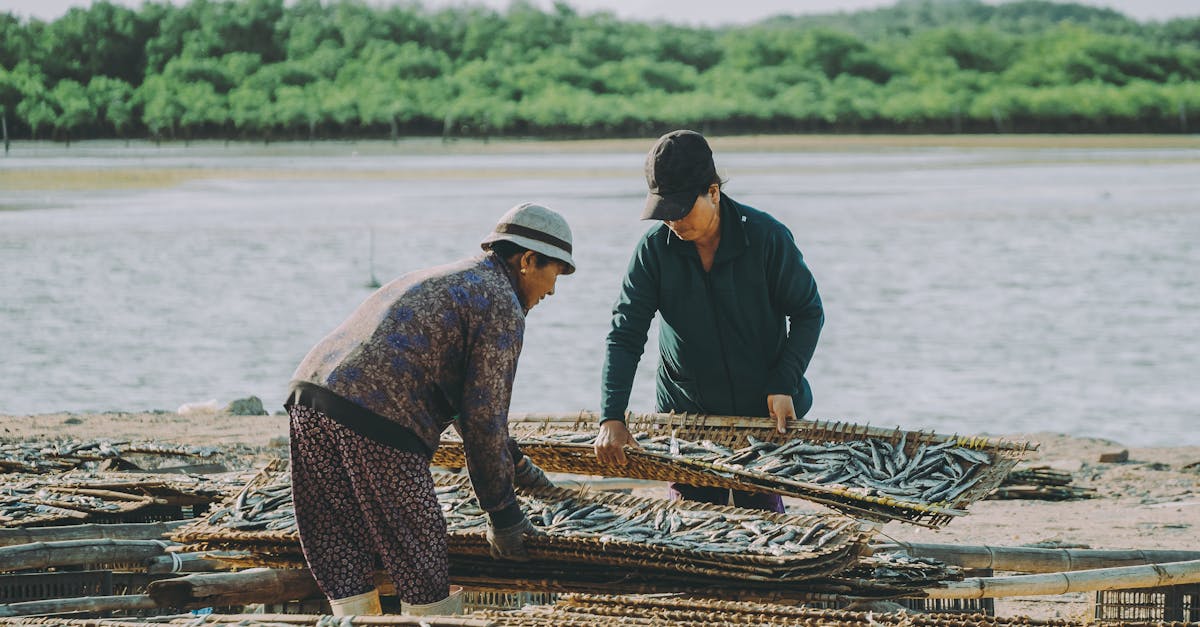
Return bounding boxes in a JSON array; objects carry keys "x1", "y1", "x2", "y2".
[
  {"x1": 86, "y1": 76, "x2": 134, "y2": 135},
  {"x1": 34, "y1": 2, "x2": 150, "y2": 85},
  {"x1": 0, "y1": 0, "x2": 1197, "y2": 140}
]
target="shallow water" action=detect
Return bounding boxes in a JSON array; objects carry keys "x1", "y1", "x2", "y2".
[{"x1": 1, "y1": 138, "x2": 1197, "y2": 446}]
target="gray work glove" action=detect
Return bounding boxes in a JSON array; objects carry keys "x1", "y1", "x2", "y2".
[
  {"x1": 514, "y1": 455, "x2": 554, "y2": 490},
  {"x1": 487, "y1": 515, "x2": 537, "y2": 561}
]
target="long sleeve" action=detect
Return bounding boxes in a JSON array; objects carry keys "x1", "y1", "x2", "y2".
[
  {"x1": 764, "y1": 225, "x2": 823, "y2": 395},
  {"x1": 600, "y1": 239, "x2": 660, "y2": 422},
  {"x1": 457, "y1": 299, "x2": 525, "y2": 514}
]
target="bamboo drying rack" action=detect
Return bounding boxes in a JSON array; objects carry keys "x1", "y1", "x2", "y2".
[
  {"x1": 174, "y1": 465, "x2": 874, "y2": 583},
  {"x1": 434, "y1": 412, "x2": 1037, "y2": 527}
]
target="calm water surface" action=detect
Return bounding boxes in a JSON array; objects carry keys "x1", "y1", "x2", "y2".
[{"x1": 1, "y1": 139, "x2": 1197, "y2": 446}]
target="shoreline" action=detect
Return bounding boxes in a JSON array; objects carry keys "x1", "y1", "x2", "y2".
[{"x1": 3, "y1": 133, "x2": 1200, "y2": 154}]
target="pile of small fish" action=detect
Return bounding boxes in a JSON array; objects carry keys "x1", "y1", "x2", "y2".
[
  {"x1": 202, "y1": 480, "x2": 295, "y2": 532},
  {"x1": 840, "y1": 553, "x2": 961, "y2": 586},
  {"x1": 0, "y1": 438, "x2": 221, "y2": 474},
  {"x1": 436, "y1": 483, "x2": 854, "y2": 557},
  {"x1": 538, "y1": 432, "x2": 992, "y2": 506},
  {"x1": 0, "y1": 484, "x2": 124, "y2": 525},
  {"x1": 989, "y1": 466, "x2": 1096, "y2": 501}
]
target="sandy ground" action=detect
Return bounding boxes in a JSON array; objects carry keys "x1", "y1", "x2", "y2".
[{"x1": 3, "y1": 411, "x2": 1198, "y2": 621}]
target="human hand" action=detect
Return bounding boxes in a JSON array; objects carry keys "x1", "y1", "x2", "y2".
[
  {"x1": 767, "y1": 394, "x2": 796, "y2": 434},
  {"x1": 594, "y1": 420, "x2": 641, "y2": 466},
  {"x1": 514, "y1": 455, "x2": 554, "y2": 490},
  {"x1": 486, "y1": 515, "x2": 538, "y2": 561}
]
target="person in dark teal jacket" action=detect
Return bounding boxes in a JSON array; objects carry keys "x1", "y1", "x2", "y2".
[{"x1": 594, "y1": 130, "x2": 823, "y2": 512}]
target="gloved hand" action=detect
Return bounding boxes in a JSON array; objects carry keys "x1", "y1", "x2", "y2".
[
  {"x1": 487, "y1": 515, "x2": 537, "y2": 561},
  {"x1": 514, "y1": 455, "x2": 554, "y2": 490}
]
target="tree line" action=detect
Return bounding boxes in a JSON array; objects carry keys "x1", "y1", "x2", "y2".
[{"x1": 0, "y1": 0, "x2": 1198, "y2": 143}]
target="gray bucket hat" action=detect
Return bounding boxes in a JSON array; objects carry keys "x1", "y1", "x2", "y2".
[{"x1": 480, "y1": 202, "x2": 576, "y2": 274}]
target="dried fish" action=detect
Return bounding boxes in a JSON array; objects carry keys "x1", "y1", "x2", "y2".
[{"x1": 527, "y1": 430, "x2": 997, "y2": 507}]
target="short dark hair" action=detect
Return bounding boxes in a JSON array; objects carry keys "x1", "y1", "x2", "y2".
[{"x1": 484, "y1": 240, "x2": 554, "y2": 268}]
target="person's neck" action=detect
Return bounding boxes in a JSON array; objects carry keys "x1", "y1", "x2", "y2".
[{"x1": 694, "y1": 205, "x2": 722, "y2": 252}]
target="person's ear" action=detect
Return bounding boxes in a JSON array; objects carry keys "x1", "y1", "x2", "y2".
[{"x1": 519, "y1": 251, "x2": 536, "y2": 275}]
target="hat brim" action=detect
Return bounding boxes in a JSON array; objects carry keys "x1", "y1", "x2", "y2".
[
  {"x1": 480, "y1": 233, "x2": 576, "y2": 275},
  {"x1": 641, "y1": 189, "x2": 698, "y2": 221}
]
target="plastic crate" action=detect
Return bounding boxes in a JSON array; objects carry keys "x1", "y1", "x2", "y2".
[
  {"x1": 461, "y1": 590, "x2": 559, "y2": 611},
  {"x1": 1093, "y1": 584, "x2": 1200, "y2": 623},
  {"x1": 898, "y1": 596, "x2": 995, "y2": 615},
  {"x1": 0, "y1": 570, "x2": 112, "y2": 603},
  {"x1": 900, "y1": 568, "x2": 994, "y2": 616}
]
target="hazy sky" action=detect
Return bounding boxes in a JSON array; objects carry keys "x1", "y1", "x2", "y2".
[{"x1": 3, "y1": 0, "x2": 1198, "y2": 24}]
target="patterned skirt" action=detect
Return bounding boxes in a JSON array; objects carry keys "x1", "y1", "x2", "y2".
[{"x1": 288, "y1": 404, "x2": 449, "y2": 604}]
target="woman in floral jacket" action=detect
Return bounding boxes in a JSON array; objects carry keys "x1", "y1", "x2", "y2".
[{"x1": 286, "y1": 203, "x2": 574, "y2": 616}]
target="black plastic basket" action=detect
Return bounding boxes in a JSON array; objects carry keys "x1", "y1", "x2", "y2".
[
  {"x1": 1093, "y1": 583, "x2": 1200, "y2": 623},
  {"x1": 0, "y1": 570, "x2": 112, "y2": 603}
]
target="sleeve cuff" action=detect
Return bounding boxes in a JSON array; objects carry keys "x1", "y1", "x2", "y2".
[
  {"x1": 487, "y1": 501, "x2": 524, "y2": 528},
  {"x1": 765, "y1": 371, "x2": 798, "y2": 396}
]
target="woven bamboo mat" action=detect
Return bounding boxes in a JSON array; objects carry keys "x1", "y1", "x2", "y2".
[
  {"x1": 435, "y1": 412, "x2": 1036, "y2": 527},
  {"x1": 483, "y1": 593, "x2": 1088, "y2": 627},
  {"x1": 176, "y1": 464, "x2": 872, "y2": 582}
]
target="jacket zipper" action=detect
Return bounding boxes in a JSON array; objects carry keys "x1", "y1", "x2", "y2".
[{"x1": 703, "y1": 270, "x2": 737, "y2": 411}]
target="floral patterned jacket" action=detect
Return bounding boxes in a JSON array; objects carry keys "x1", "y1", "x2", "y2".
[{"x1": 291, "y1": 252, "x2": 524, "y2": 514}]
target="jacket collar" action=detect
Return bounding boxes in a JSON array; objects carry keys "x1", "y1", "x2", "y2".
[
  {"x1": 481, "y1": 251, "x2": 526, "y2": 311},
  {"x1": 663, "y1": 193, "x2": 749, "y2": 266}
]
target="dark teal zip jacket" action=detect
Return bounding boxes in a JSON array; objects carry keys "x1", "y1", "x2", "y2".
[{"x1": 601, "y1": 194, "x2": 823, "y2": 422}]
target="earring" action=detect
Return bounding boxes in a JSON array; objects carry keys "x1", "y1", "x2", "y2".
[{"x1": 520, "y1": 269, "x2": 527, "y2": 274}]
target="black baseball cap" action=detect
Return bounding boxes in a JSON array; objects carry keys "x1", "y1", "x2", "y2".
[{"x1": 641, "y1": 130, "x2": 718, "y2": 221}]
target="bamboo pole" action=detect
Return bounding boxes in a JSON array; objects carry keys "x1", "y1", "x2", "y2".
[
  {"x1": 0, "y1": 520, "x2": 192, "y2": 547},
  {"x1": 145, "y1": 551, "x2": 246, "y2": 574},
  {"x1": 923, "y1": 558, "x2": 1200, "y2": 599},
  {"x1": 0, "y1": 539, "x2": 173, "y2": 572},
  {"x1": 508, "y1": 411, "x2": 1037, "y2": 451},
  {"x1": 184, "y1": 614, "x2": 495, "y2": 627},
  {"x1": 881, "y1": 541, "x2": 1200, "y2": 573},
  {"x1": 147, "y1": 568, "x2": 321, "y2": 608},
  {"x1": 0, "y1": 594, "x2": 158, "y2": 618}
]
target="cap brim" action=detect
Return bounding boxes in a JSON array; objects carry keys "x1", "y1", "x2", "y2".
[
  {"x1": 641, "y1": 190, "x2": 697, "y2": 221},
  {"x1": 480, "y1": 233, "x2": 576, "y2": 275}
]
